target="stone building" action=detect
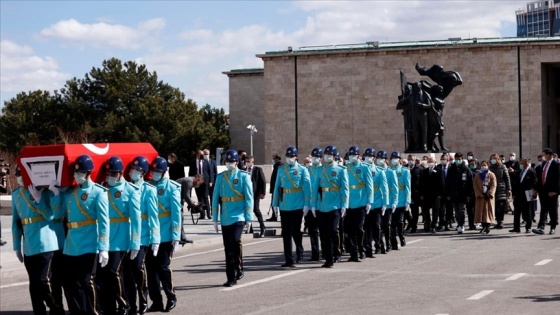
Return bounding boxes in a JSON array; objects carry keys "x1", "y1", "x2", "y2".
[{"x1": 225, "y1": 37, "x2": 560, "y2": 164}]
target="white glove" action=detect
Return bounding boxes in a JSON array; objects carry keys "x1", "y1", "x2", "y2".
[
  {"x1": 273, "y1": 206, "x2": 280, "y2": 217},
  {"x1": 213, "y1": 221, "x2": 220, "y2": 233},
  {"x1": 15, "y1": 250, "x2": 24, "y2": 263},
  {"x1": 98, "y1": 250, "x2": 109, "y2": 268},
  {"x1": 245, "y1": 222, "x2": 252, "y2": 233},
  {"x1": 365, "y1": 203, "x2": 371, "y2": 215},
  {"x1": 151, "y1": 243, "x2": 160, "y2": 257},
  {"x1": 311, "y1": 208, "x2": 316, "y2": 218},
  {"x1": 49, "y1": 180, "x2": 60, "y2": 196},
  {"x1": 28, "y1": 185, "x2": 42, "y2": 203},
  {"x1": 172, "y1": 241, "x2": 179, "y2": 253},
  {"x1": 392, "y1": 204, "x2": 397, "y2": 213},
  {"x1": 382, "y1": 205, "x2": 387, "y2": 216},
  {"x1": 303, "y1": 206, "x2": 309, "y2": 217},
  {"x1": 129, "y1": 250, "x2": 139, "y2": 260},
  {"x1": 341, "y1": 208, "x2": 346, "y2": 218},
  {"x1": 405, "y1": 203, "x2": 411, "y2": 212}
]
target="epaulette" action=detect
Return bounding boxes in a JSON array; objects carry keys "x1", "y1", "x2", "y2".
[
  {"x1": 338, "y1": 165, "x2": 347, "y2": 169},
  {"x1": 169, "y1": 180, "x2": 181, "y2": 188},
  {"x1": 94, "y1": 183, "x2": 109, "y2": 191},
  {"x1": 128, "y1": 182, "x2": 140, "y2": 190},
  {"x1": 240, "y1": 170, "x2": 250, "y2": 175},
  {"x1": 363, "y1": 162, "x2": 372, "y2": 166},
  {"x1": 143, "y1": 182, "x2": 155, "y2": 188}
]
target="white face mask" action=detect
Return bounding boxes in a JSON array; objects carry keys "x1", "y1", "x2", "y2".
[
  {"x1": 364, "y1": 157, "x2": 373, "y2": 164},
  {"x1": 467, "y1": 156, "x2": 473, "y2": 161},
  {"x1": 74, "y1": 172, "x2": 87, "y2": 184},
  {"x1": 226, "y1": 162, "x2": 237, "y2": 171},
  {"x1": 203, "y1": 154, "x2": 210, "y2": 161},
  {"x1": 408, "y1": 160, "x2": 414, "y2": 166},
  {"x1": 16, "y1": 176, "x2": 23, "y2": 187},
  {"x1": 312, "y1": 157, "x2": 321, "y2": 165},
  {"x1": 376, "y1": 159, "x2": 385, "y2": 166},
  {"x1": 481, "y1": 166, "x2": 489, "y2": 171},
  {"x1": 286, "y1": 157, "x2": 296, "y2": 166},
  {"x1": 349, "y1": 155, "x2": 358, "y2": 163},
  {"x1": 130, "y1": 170, "x2": 143, "y2": 182},
  {"x1": 107, "y1": 175, "x2": 119, "y2": 187},
  {"x1": 509, "y1": 156, "x2": 516, "y2": 161},
  {"x1": 428, "y1": 162, "x2": 435, "y2": 168},
  {"x1": 490, "y1": 159, "x2": 497, "y2": 165},
  {"x1": 421, "y1": 161, "x2": 428, "y2": 168},
  {"x1": 152, "y1": 172, "x2": 162, "y2": 182},
  {"x1": 440, "y1": 160, "x2": 448, "y2": 166},
  {"x1": 167, "y1": 159, "x2": 172, "y2": 164},
  {"x1": 391, "y1": 159, "x2": 400, "y2": 166},
  {"x1": 323, "y1": 155, "x2": 334, "y2": 164}
]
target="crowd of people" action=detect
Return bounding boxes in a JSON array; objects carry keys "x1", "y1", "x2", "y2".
[{"x1": 8, "y1": 145, "x2": 560, "y2": 312}]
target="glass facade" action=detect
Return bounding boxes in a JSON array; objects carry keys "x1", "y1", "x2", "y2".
[{"x1": 516, "y1": 0, "x2": 560, "y2": 37}]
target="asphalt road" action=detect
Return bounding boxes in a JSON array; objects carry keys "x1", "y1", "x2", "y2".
[{"x1": 1, "y1": 196, "x2": 559, "y2": 314}]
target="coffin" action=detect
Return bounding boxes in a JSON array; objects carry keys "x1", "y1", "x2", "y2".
[{"x1": 18, "y1": 143, "x2": 159, "y2": 187}]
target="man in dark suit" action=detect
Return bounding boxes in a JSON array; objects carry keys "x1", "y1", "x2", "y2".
[
  {"x1": 511, "y1": 157, "x2": 537, "y2": 233},
  {"x1": 407, "y1": 155, "x2": 423, "y2": 233},
  {"x1": 167, "y1": 153, "x2": 185, "y2": 180},
  {"x1": 245, "y1": 156, "x2": 266, "y2": 236},
  {"x1": 188, "y1": 149, "x2": 214, "y2": 219},
  {"x1": 436, "y1": 153, "x2": 453, "y2": 230},
  {"x1": 267, "y1": 154, "x2": 283, "y2": 221},
  {"x1": 203, "y1": 149, "x2": 218, "y2": 208},
  {"x1": 533, "y1": 148, "x2": 560, "y2": 235},
  {"x1": 420, "y1": 157, "x2": 445, "y2": 233}
]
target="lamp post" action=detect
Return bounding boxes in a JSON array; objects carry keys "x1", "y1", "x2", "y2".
[{"x1": 247, "y1": 124, "x2": 257, "y2": 157}]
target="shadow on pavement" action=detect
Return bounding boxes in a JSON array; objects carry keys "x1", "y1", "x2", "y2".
[
  {"x1": 174, "y1": 284, "x2": 223, "y2": 291},
  {"x1": 0, "y1": 312, "x2": 35, "y2": 315},
  {"x1": 515, "y1": 294, "x2": 560, "y2": 302}
]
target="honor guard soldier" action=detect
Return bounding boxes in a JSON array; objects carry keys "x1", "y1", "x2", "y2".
[
  {"x1": 99, "y1": 157, "x2": 141, "y2": 315},
  {"x1": 344, "y1": 146, "x2": 374, "y2": 261},
  {"x1": 12, "y1": 165, "x2": 65, "y2": 315},
  {"x1": 311, "y1": 145, "x2": 349, "y2": 268},
  {"x1": 389, "y1": 152, "x2": 411, "y2": 249},
  {"x1": 272, "y1": 146, "x2": 311, "y2": 267},
  {"x1": 212, "y1": 149, "x2": 254, "y2": 287},
  {"x1": 146, "y1": 157, "x2": 181, "y2": 312},
  {"x1": 50, "y1": 154, "x2": 110, "y2": 315},
  {"x1": 375, "y1": 150, "x2": 398, "y2": 253},
  {"x1": 124, "y1": 156, "x2": 160, "y2": 315},
  {"x1": 305, "y1": 148, "x2": 323, "y2": 261},
  {"x1": 362, "y1": 148, "x2": 389, "y2": 257}
]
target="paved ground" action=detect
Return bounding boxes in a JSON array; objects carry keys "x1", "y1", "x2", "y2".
[{"x1": 1, "y1": 193, "x2": 559, "y2": 314}]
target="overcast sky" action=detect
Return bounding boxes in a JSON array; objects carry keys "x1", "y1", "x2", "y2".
[{"x1": 1, "y1": 0, "x2": 529, "y2": 111}]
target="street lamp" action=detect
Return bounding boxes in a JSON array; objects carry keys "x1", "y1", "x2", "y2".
[{"x1": 247, "y1": 124, "x2": 257, "y2": 157}]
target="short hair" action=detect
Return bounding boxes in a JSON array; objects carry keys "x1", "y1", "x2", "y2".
[
  {"x1": 168, "y1": 153, "x2": 177, "y2": 158},
  {"x1": 245, "y1": 155, "x2": 254, "y2": 161},
  {"x1": 238, "y1": 150, "x2": 246, "y2": 155},
  {"x1": 454, "y1": 152, "x2": 463, "y2": 159},
  {"x1": 467, "y1": 151, "x2": 474, "y2": 156},
  {"x1": 194, "y1": 174, "x2": 205, "y2": 183},
  {"x1": 273, "y1": 154, "x2": 281, "y2": 160}
]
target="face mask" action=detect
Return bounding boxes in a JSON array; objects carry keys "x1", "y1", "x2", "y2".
[
  {"x1": 226, "y1": 162, "x2": 237, "y2": 171},
  {"x1": 286, "y1": 157, "x2": 296, "y2": 166},
  {"x1": 421, "y1": 161, "x2": 428, "y2": 168},
  {"x1": 440, "y1": 160, "x2": 448, "y2": 166},
  {"x1": 152, "y1": 172, "x2": 162, "y2": 182},
  {"x1": 130, "y1": 170, "x2": 142, "y2": 181},
  {"x1": 509, "y1": 156, "x2": 516, "y2": 161},
  {"x1": 312, "y1": 157, "x2": 321, "y2": 165},
  {"x1": 349, "y1": 155, "x2": 358, "y2": 163},
  {"x1": 454, "y1": 160, "x2": 462, "y2": 166},
  {"x1": 519, "y1": 164, "x2": 525, "y2": 170},
  {"x1": 428, "y1": 162, "x2": 435, "y2": 168},
  {"x1": 16, "y1": 176, "x2": 23, "y2": 187},
  {"x1": 107, "y1": 176, "x2": 118, "y2": 187},
  {"x1": 271, "y1": 160, "x2": 275, "y2": 164},
  {"x1": 490, "y1": 159, "x2": 497, "y2": 165},
  {"x1": 324, "y1": 155, "x2": 334, "y2": 164},
  {"x1": 203, "y1": 154, "x2": 209, "y2": 161},
  {"x1": 469, "y1": 165, "x2": 477, "y2": 170},
  {"x1": 74, "y1": 172, "x2": 87, "y2": 184},
  {"x1": 481, "y1": 166, "x2": 489, "y2": 171},
  {"x1": 391, "y1": 159, "x2": 400, "y2": 166},
  {"x1": 376, "y1": 159, "x2": 385, "y2": 166},
  {"x1": 467, "y1": 156, "x2": 473, "y2": 161},
  {"x1": 364, "y1": 157, "x2": 373, "y2": 164},
  {"x1": 167, "y1": 159, "x2": 172, "y2": 164},
  {"x1": 408, "y1": 160, "x2": 414, "y2": 166}
]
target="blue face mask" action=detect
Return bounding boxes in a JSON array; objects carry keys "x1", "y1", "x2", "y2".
[
  {"x1": 107, "y1": 176, "x2": 118, "y2": 187},
  {"x1": 152, "y1": 172, "x2": 162, "y2": 182},
  {"x1": 130, "y1": 170, "x2": 142, "y2": 181}
]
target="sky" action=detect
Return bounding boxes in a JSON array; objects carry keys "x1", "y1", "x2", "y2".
[{"x1": 0, "y1": 0, "x2": 529, "y2": 112}]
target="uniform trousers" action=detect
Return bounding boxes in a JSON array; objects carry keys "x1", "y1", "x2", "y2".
[
  {"x1": 390, "y1": 207, "x2": 405, "y2": 247},
  {"x1": 378, "y1": 209, "x2": 393, "y2": 250},
  {"x1": 304, "y1": 211, "x2": 320, "y2": 259},
  {"x1": 317, "y1": 210, "x2": 340, "y2": 263},
  {"x1": 24, "y1": 251, "x2": 64, "y2": 315},
  {"x1": 65, "y1": 253, "x2": 100, "y2": 315},
  {"x1": 280, "y1": 210, "x2": 304, "y2": 264},
  {"x1": 363, "y1": 208, "x2": 382, "y2": 256},
  {"x1": 221, "y1": 222, "x2": 245, "y2": 282},
  {"x1": 99, "y1": 251, "x2": 128, "y2": 314},
  {"x1": 146, "y1": 242, "x2": 176, "y2": 306},
  {"x1": 123, "y1": 246, "x2": 148, "y2": 313},
  {"x1": 344, "y1": 207, "x2": 365, "y2": 257},
  {"x1": 50, "y1": 250, "x2": 68, "y2": 315}
]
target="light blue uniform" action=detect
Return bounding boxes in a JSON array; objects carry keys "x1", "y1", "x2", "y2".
[
  {"x1": 392, "y1": 165, "x2": 412, "y2": 207},
  {"x1": 272, "y1": 163, "x2": 311, "y2": 210},
  {"x1": 107, "y1": 180, "x2": 142, "y2": 251},
  {"x1": 380, "y1": 165, "x2": 399, "y2": 209},
  {"x1": 346, "y1": 161, "x2": 374, "y2": 208},
  {"x1": 149, "y1": 178, "x2": 181, "y2": 243},
  {"x1": 212, "y1": 168, "x2": 253, "y2": 226},
  {"x1": 136, "y1": 181, "x2": 160, "y2": 246},
  {"x1": 51, "y1": 180, "x2": 110, "y2": 255},
  {"x1": 370, "y1": 164, "x2": 389, "y2": 209},
  {"x1": 12, "y1": 187, "x2": 59, "y2": 256},
  {"x1": 312, "y1": 164, "x2": 349, "y2": 212}
]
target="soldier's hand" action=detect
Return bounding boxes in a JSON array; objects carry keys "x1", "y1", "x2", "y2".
[
  {"x1": 48, "y1": 180, "x2": 60, "y2": 196},
  {"x1": 405, "y1": 203, "x2": 411, "y2": 212},
  {"x1": 341, "y1": 208, "x2": 346, "y2": 218},
  {"x1": 311, "y1": 208, "x2": 316, "y2": 218},
  {"x1": 365, "y1": 203, "x2": 371, "y2": 214},
  {"x1": 28, "y1": 185, "x2": 42, "y2": 203},
  {"x1": 273, "y1": 206, "x2": 280, "y2": 217},
  {"x1": 507, "y1": 190, "x2": 512, "y2": 198},
  {"x1": 151, "y1": 243, "x2": 160, "y2": 256},
  {"x1": 392, "y1": 204, "x2": 397, "y2": 212},
  {"x1": 15, "y1": 250, "x2": 23, "y2": 263},
  {"x1": 172, "y1": 241, "x2": 179, "y2": 253},
  {"x1": 129, "y1": 250, "x2": 139, "y2": 260},
  {"x1": 213, "y1": 221, "x2": 220, "y2": 233},
  {"x1": 245, "y1": 222, "x2": 252, "y2": 233},
  {"x1": 381, "y1": 205, "x2": 387, "y2": 216},
  {"x1": 98, "y1": 250, "x2": 109, "y2": 268},
  {"x1": 303, "y1": 206, "x2": 309, "y2": 217}
]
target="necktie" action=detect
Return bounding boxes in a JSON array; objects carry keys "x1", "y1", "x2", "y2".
[
  {"x1": 198, "y1": 160, "x2": 202, "y2": 175},
  {"x1": 444, "y1": 167, "x2": 447, "y2": 178},
  {"x1": 542, "y1": 161, "x2": 549, "y2": 185}
]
